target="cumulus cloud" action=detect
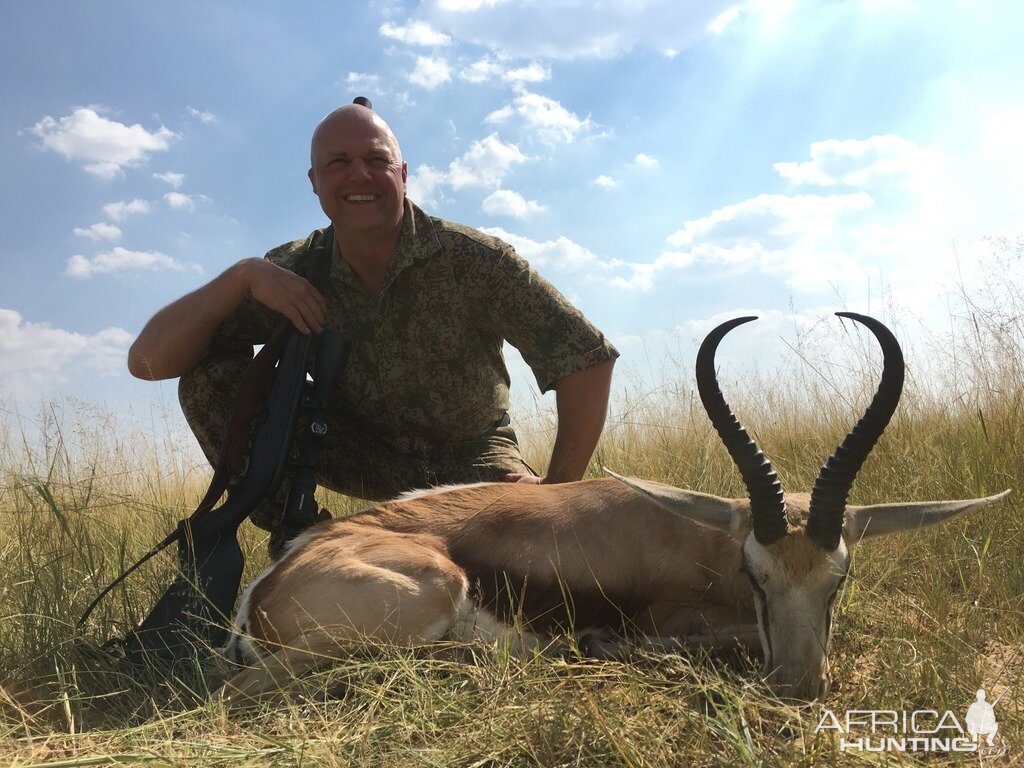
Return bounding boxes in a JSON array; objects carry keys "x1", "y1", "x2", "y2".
[
  {"x1": 447, "y1": 133, "x2": 528, "y2": 188},
  {"x1": 408, "y1": 55, "x2": 452, "y2": 88},
  {"x1": 485, "y1": 90, "x2": 592, "y2": 143},
  {"x1": 186, "y1": 106, "x2": 219, "y2": 123},
  {"x1": 438, "y1": 0, "x2": 506, "y2": 10},
  {"x1": 504, "y1": 62, "x2": 551, "y2": 83},
  {"x1": 346, "y1": 72, "x2": 381, "y2": 91},
  {"x1": 72, "y1": 222, "x2": 122, "y2": 241},
  {"x1": 164, "y1": 192, "x2": 199, "y2": 211},
  {"x1": 481, "y1": 227, "x2": 621, "y2": 273},
  {"x1": 406, "y1": 164, "x2": 448, "y2": 207},
  {"x1": 482, "y1": 189, "x2": 546, "y2": 218},
  {"x1": 421, "y1": 0, "x2": 733, "y2": 60},
  {"x1": 153, "y1": 171, "x2": 185, "y2": 188},
  {"x1": 592, "y1": 175, "x2": 617, "y2": 189},
  {"x1": 0, "y1": 308, "x2": 132, "y2": 390},
  {"x1": 665, "y1": 192, "x2": 874, "y2": 248},
  {"x1": 380, "y1": 20, "x2": 452, "y2": 45},
  {"x1": 458, "y1": 56, "x2": 550, "y2": 85},
  {"x1": 633, "y1": 153, "x2": 659, "y2": 168},
  {"x1": 611, "y1": 191, "x2": 876, "y2": 291},
  {"x1": 459, "y1": 56, "x2": 505, "y2": 83},
  {"x1": 773, "y1": 134, "x2": 941, "y2": 189},
  {"x1": 102, "y1": 199, "x2": 151, "y2": 222},
  {"x1": 26, "y1": 108, "x2": 176, "y2": 178},
  {"x1": 65, "y1": 247, "x2": 198, "y2": 278},
  {"x1": 406, "y1": 135, "x2": 530, "y2": 205}
]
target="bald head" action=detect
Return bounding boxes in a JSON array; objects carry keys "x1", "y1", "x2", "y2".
[{"x1": 310, "y1": 105, "x2": 402, "y2": 168}]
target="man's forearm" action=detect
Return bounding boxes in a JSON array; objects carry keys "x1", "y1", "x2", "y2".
[
  {"x1": 127, "y1": 260, "x2": 253, "y2": 381},
  {"x1": 545, "y1": 358, "x2": 615, "y2": 483}
]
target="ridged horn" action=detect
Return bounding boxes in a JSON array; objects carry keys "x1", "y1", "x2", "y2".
[
  {"x1": 696, "y1": 316, "x2": 788, "y2": 545},
  {"x1": 807, "y1": 312, "x2": 905, "y2": 550}
]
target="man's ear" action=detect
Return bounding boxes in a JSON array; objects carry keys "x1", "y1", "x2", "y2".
[
  {"x1": 401, "y1": 161, "x2": 408, "y2": 188},
  {"x1": 308, "y1": 167, "x2": 317, "y2": 194}
]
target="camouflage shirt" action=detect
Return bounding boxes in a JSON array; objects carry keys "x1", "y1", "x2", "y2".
[{"x1": 210, "y1": 199, "x2": 619, "y2": 453}]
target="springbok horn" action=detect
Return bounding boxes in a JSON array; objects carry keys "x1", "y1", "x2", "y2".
[
  {"x1": 696, "y1": 316, "x2": 788, "y2": 545},
  {"x1": 807, "y1": 312, "x2": 905, "y2": 550}
]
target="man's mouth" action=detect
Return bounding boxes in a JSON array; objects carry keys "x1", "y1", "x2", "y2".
[{"x1": 344, "y1": 194, "x2": 379, "y2": 203}]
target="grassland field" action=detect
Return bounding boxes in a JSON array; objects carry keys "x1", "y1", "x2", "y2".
[{"x1": 1, "y1": 274, "x2": 1022, "y2": 766}]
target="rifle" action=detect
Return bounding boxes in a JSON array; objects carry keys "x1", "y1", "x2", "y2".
[
  {"x1": 78, "y1": 232, "x2": 348, "y2": 666},
  {"x1": 78, "y1": 97, "x2": 374, "y2": 663}
]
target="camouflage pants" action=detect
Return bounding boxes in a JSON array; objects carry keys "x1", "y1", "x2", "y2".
[{"x1": 179, "y1": 350, "x2": 537, "y2": 558}]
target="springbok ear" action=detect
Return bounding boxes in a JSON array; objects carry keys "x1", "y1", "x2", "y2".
[
  {"x1": 846, "y1": 490, "x2": 1010, "y2": 542},
  {"x1": 603, "y1": 468, "x2": 742, "y2": 533}
]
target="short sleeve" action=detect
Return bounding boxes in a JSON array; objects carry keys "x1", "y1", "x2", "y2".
[{"x1": 485, "y1": 245, "x2": 618, "y2": 393}]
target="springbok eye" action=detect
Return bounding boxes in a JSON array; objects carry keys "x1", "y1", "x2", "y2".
[{"x1": 740, "y1": 565, "x2": 769, "y2": 603}]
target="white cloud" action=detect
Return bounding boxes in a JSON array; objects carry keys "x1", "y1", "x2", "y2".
[
  {"x1": 458, "y1": 57, "x2": 549, "y2": 85},
  {"x1": 407, "y1": 136, "x2": 528, "y2": 201},
  {"x1": 380, "y1": 21, "x2": 452, "y2": 46},
  {"x1": 422, "y1": 0, "x2": 734, "y2": 60},
  {"x1": 164, "y1": 192, "x2": 198, "y2": 211},
  {"x1": 447, "y1": 133, "x2": 528, "y2": 188},
  {"x1": 773, "y1": 134, "x2": 941, "y2": 189},
  {"x1": 407, "y1": 164, "x2": 448, "y2": 206},
  {"x1": 26, "y1": 108, "x2": 176, "y2": 178},
  {"x1": 408, "y1": 55, "x2": 452, "y2": 89},
  {"x1": 103, "y1": 199, "x2": 151, "y2": 222},
  {"x1": 504, "y1": 62, "x2": 551, "y2": 83},
  {"x1": 153, "y1": 171, "x2": 185, "y2": 188},
  {"x1": 186, "y1": 106, "x2": 219, "y2": 123},
  {"x1": 73, "y1": 222, "x2": 122, "y2": 241},
  {"x1": 485, "y1": 90, "x2": 592, "y2": 143},
  {"x1": 482, "y1": 189, "x2": 547, "y2": 218},
  {"x1": 459, "y1": 56, "x2": 505, "y2": 83},
  {"x1": 481, "y1": 227, "x2": 621, "y2": 273},
  {"x1": 707, "y1": 6, "x2": 743, "y2": 35},
  {"x1": 665, "y1": 192, "x2": 874, "y2": 248},
  {"x1": 610, "y1": 191, "x2": 875, "y2": 291},
  {"x1": 592, "y1": 175, "x2": 617, "y2": 189},
  {"x1": 346, "y1": 72, "x2": 381, "y2": 91},
  {"x1": 66, "y1": 247, "x2": 197, "y2": 278},
  {"x1": 0, "y1": 308, "x2": 132, "y2": 391},
  {"x1": 633, "y1": 153, "x2": 659, "y2": 168},
  {"x1": 438, "y1": 0, "x2": 506, "y2": 10}
]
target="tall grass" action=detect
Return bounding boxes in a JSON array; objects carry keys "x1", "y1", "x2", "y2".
[{"x1": 1, "y1": 253, "x2": 1022, "y2": 765}]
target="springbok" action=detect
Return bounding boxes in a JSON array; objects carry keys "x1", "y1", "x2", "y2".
[{"x1": 217, "y1": 313, "x2": 1008, "y2": 701}]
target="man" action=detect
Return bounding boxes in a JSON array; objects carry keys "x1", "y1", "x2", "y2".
[{"x1": 128, "y1": 103, "x2": 618, "y2": 557}]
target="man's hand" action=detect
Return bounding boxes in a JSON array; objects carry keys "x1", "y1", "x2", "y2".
[
  {"x1": 128, "y1": 256, "x2": 328, "y2": 381},
  {"x1": 245, "y1": 259, "x2": 326, "y2": 335},
  {"x1": 503, "y1": 472, "x2": 544, "y2": 484}
]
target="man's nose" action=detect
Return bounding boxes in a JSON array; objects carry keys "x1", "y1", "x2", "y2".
[{"x1": 348, "y1": 159, "x2": 373, "y2": 179}]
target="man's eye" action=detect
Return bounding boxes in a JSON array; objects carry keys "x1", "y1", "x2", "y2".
[{"x1": 369, "y1": 157, "x2": 390, "y2": 167}]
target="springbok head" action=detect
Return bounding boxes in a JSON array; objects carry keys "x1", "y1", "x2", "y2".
[{"x1": 614, "y1": 312, "x2": 1009, "y2": 700}]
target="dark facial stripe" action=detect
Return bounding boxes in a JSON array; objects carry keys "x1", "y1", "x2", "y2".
[{"x1": 741, "y1": 566, "x2": 772, "y2": 664}]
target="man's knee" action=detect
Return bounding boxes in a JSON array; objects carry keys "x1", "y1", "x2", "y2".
[{"x1": 178, "y1": 351, "x2": 252, "y2": 465}]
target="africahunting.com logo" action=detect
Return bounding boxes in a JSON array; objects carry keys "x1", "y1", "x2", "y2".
[{"x1": 815, "y1": 688, "x2": 1010, "y2": 756}]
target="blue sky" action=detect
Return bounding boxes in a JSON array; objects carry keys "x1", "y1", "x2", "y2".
[{"x1": 2, "y1": 0, "x2": 1023, "y2": 428}]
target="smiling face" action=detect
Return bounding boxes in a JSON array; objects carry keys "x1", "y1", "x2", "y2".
[{"x1": 308, "y1": 106, "x2": 408, "y2": 239}]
